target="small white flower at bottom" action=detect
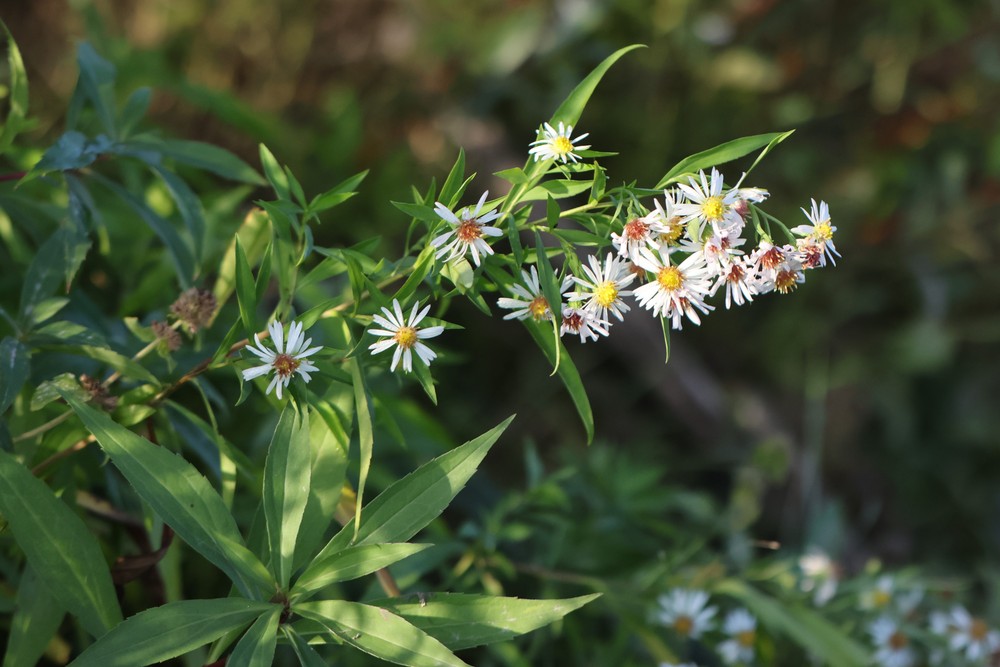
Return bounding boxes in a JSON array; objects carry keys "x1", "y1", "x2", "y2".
[
  {"x1": 656, "y1": 589, "x2": 717, "y2": 639},
  {"x1": 559, "y1": 305, "x2": 610, "y2": 343},
  {"x1": 718, "y1": 608, "x2": 757, "y2": 665},
  {"x1": 242, "y1": 320, "x2": 322, "y2": 400},
  {"x1": 869, "y1": 616, "x2": 916, "y2": 667},
  {"x1": 791, "y1": 199, "x2": 839, "y2": 267},
  {"x1": 947, "y1": 606, "x2": 1000, "y2": 662},
  {"x1": 367, "y1": 299, "x2": 444, "y2": 373}
]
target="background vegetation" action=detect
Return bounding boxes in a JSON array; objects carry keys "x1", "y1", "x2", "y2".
[{"x1": 3, "y1": 0, "x2": 1000, "y2": 665}]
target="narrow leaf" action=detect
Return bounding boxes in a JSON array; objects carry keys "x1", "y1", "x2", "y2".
[
  {"x1": 259, "y1": 144, "x2": 291, "y2": 201},
  {"x1": 550, "y1": 44, "x2": 645, "y2": 127},
  {"x1": 346, "y1": 357, "x2": 374, "y2": 542},
  {"x1": 134, "y1": 137, "x2": 265, "y2": 183},
  {"x1": 68, "y1": 599, "x2": 276, "y2": 667},
  {"x1": 284, "y1": 625, "x2": 330, "y2": 667},
  {"x1": 373, "y1": 592, "x2": 601, "y2": 651},
  {"x1": 292, "y1": 543, "x2": 431, "y2": 601},
  {"x1": 234, "y1": 236, "x2": 257, "y2": 335},
  {"x1": 295, "y1": 600, "x2": 470, "y2": 667},
  {"x1": 0, "y1": 337, "x2": 29, "y2": 414},
  {"x1": 0, "y1": 450, "x2": 122, "y2": 637},
  {"x1": 2, "y1": 566, "x2": 65, "y2": 667},
  {"x1": 0, "y1": 22, "x2": 30, "y2": 152},
  {"x1": 62, "y1": 394, "x2": 274, "y2": 599},
  {"x1": 75, "y1": 43, "x2": 117, "y2": 137},
  {"x1": 525, "y1": 320, "x2": 594, "y2": 444},
  {"x1": 227, "y1": 606, "x2": 281, "y2": 667},
  {"x1": 438, "y1": 148, "x2": 466, "y2": 207},
  {"x1": 654, "y1": 131, "x2": 792, "y2": 190},
  {"x1": 263, "y1": 405, "x2": 312, "y2": 588}
]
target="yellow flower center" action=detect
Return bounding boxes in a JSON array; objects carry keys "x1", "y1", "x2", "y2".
[
  {"x1": 738, "y1": 630, "x2": 756, "y2": 648},
  {"x1": 814, "y1": 221, "x2": 833, "y2": 240},
  {"x1": 656, "y1": 266, "x2": 683, "y2": 292},
  {"x1": 872, "y1": 590, "x2": 891, "y2": 609},
  {"x1": 889, "y1": 631, "x2": 909, "y2": 650},
  {"x1": 659, "y1": 217, "x2": 684, "y2": 245},
  {"x1": 528, "y1": 295, "x2": 550, "y2": 321},
  {"x1": 393, "y1": 326, "x2": 418, "y2": 350},
  {"x1": 594, "y1": 281, "x2": 618, "y2": 308},
  {"x1": 673, "y1": 615, "x2": 694, "y2": 636},
  {"x1": 456, "y1": 219, "x2": 483, "y2": 243},
  {"x1": 272, "y1": 353, "x2": 301, "y2": 379},
  {"x1": 971, "y1": 619, "x2": 989, "y2": 641},
  {"x1": 552, "y1": 136, "x2": 574, "y2": 155},
  {"x1": 701, "y1": 196, "x2": 725, "y2": 221}
]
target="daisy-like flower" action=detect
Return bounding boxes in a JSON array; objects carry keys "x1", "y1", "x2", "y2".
[
  {"x1": 430, "y1": 191, "x2": 503, "y2": 267},
  {"x1": 632, "y1": 248, "x2": 715, "y2": 330},
  {"x1": 656, "y1": 589, "x2": 717, "y2": 639},
  {"x1": 568, "y1": 253, "x2": 636, "y2": 322},
  {"x1": 869, "y1": 616, "x2": 917, "y2": 667},
  {"x1": 528, "y1": 121, "x2": 591, "y2": 164},
  {"x1": 791, "y1": 199, "x2": 838, "y2": 267},
  {"x1": 367, "y1": 299, "x2": 444, "y2": 373},
  {"x1": 242, "y1": 320, "x2": 321, "y2": 399},
  {"x1": 860, "y1": 575, "x2": 896, "y2": 612},
  {"x1": 674, "y1": 168, "x2": 745, "y2": 238},
  {"x1": 559, "y1": 305, "x2": 610, "y2": 343},
  {"x1": 798, "y1": 548, "x2": 839, "y2": 607},
  {"x1": 711, "y1": 256, "x2": 757, "y2": 309},
  {"x1": 717, "y1": 609, "x2": 757, "y2": 665},
  {"x1": 947, "y1": 606, "x2": 1000, "y2": 662},
  {"x1": 679, "y1": 224, "x2": 747, "y2": 273},
  {"x1": 611, "y1": 212, "x2": 669, "y2": 261},
  {"x1": 497, "y1": 266, "x2": 573, "y2": 322}
]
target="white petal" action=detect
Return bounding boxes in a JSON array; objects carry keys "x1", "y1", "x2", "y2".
[
  {"x1": 269, "y1": 320, "x2": 285, "y2": 354},
  {"x1": 417, "y1": 325, "x2": 444, "y2": 339},
  {"x1": 265, "y1": 374, "x2": 280, "y2": 396},
  {"x1": 242, "y1": 364, "x2": 273, "y2": 381},
  {"x1": 390, "y1": 344, "x2": 403, "y2": 371}
]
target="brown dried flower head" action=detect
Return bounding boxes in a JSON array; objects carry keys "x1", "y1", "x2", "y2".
[{"x1": 170, "y1": 288, "x2": 217, "y2": 334}]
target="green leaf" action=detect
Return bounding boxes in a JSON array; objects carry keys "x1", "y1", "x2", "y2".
[
  {"x1": 227, "y1": 606, "x2": 281, "y2": 667},
  {"x1": 0, "y1": 337, "x2": 29, "y2": 414},
  {"x1": 494, "y1": 167, "x2": 528, "y2": 185},
  {"x1": 295, "y1": 600, "x2": 470, "y2": 667},
  {"x1": 140, "y1": 138, "x2": 265, "y2": 183},
  {"x1": 549, "y1": 44, "x2": 645, "y2": 128},
  {"x1": 308, "y1": 170, "x2": 368, "y2": 213},
  {"x1": 545, "y1": 194, "x2": 560, "y2": 228},
  {"x1": 0, "y1": 450, "x2": 122, "y2": 637},
  {"x1": 75, "y1": 43, "x2": 117, "y2": 137},
  {"x1": 525, "y1": 320, "x2": 594, "y2": 444},
  {"x1": 392, "y1": 246, "x2": 435, "y2": 304},
  {"x1": 392, "y1": 201, "x2": 442, "y2": 225},
  {"x1": 654, "y1": 131, "x2": 793, "y2": 190},
  {"x1": 259, "y1": 144, "x2": 291, "y2": 201},
  {"x1": 0, "y1": 22, "x2": 30, "y2": 153},
  {"x1": 373, "y1": 593, "x2": 601, "y2": 651},
  {"x1": 284, "y1": 625, "x2": 330, "y2": 667},
  {"x1": 438, "y1": 148, "x2": 466, "y2": 207},
  {"x1": 715, "y1": 579, "x2": 867, "y2": 667},
  {"x1": 2, "y1": 566, "x2": 65, "y2": 667},
  {"x1": 68, "y1": 599, "x2": 276, "y2": 667},
  {"x1": 347, "y1": 357, "x2": 375, "y2": 542},
  {"x1": 234, "y1": 237, "x2": 257, "y2": 336},
  {"x1": 522, "y1": 179, "x2": 593, "y2": 202},
  {"x1": 118, "y1": 86, "x2": 151, "y2": 138},
  {"x1": 292, "y1": 543, "x2": 431, "y2": 601},
  {"x1": 31, "y1": 372, "x2": 83, "y2": 411},
  {"x1": 150, "y1": 164, "x2": 207, "y2": 263},
  {"x1": 18, "y1": 226, "x2": 90, "y2": 327},
  {"x1": 263, "y1": 405, "x2": 312, "y2": 588},
  {"x1": 315, "y1": 416, "x2": 514, "y2": 559},
  {"x1": 62, "y1": 394, "x2": 275, "y2": 599}
]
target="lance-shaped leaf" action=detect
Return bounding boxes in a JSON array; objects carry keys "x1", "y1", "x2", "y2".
[
  {"x1": 3, "y1": 565, "x2": 66, "y2": 667},
  {"x1": 227, "y1": 605, "x2": 281, "y2": 667},
  {"x1": 372, "y1": 592, "x2": 601, "y2": 651},
  {"x1": 0, "y1": 337, "x2": 29, "y2": 414},
  {"x1": 292, "y1": 543, "x2": 431, "y2": 601},
  {"x1": 263, "y1": 404, "x2": 311, "y2": 588},
  {"x1": 0, "y1": 451, "x2": 122, "y2": 637},
  {"x1": 654, "y1": 131, "x2": 795, "y2": 190},
  {"x1": 549, "y1": 44, "x2": 645, "y2": 128},
  {"x1": 346, "y1": 356, "x2": 374, "y2": 542},
  {"x1": 295, "y1": 600, "x2": 470, "y2": 667},
  {"x1": 129, "y1": 137, "x2": 265, "y2": 184},
  {"x1": 68, "y1": 599, "x2": 276, "y2": 667},
  {"x1": 234, "y1": 236, "x2": 257, "y2": 335},
  {"x1": 314, "y1": 416, "x2": 514, "y2": 560},
  {"x1": 524, "y1": 319, "x2": 593, "y2": 444},
  {"x1": 0, "y1": 21, "x2": 30, "y2": 153},
  {"x1": 62, "y1": 394, "x2": 274, "y2": 599},
  {"x1": 283, "y1": 625, "x2": 330, "y2": 667}
]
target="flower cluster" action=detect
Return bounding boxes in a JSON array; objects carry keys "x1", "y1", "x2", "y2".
[{"x1": 655, "y1": 589, "x2": 759, "y2": 666}]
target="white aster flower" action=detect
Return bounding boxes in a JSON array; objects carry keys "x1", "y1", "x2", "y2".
[
  {"x1": 791, "y1": 199, "x2": 839, "y2": 267},
  {"x1": 367, "y1": 299, "x2": 444, "y2": 373},
  {"x1": 242, "y1": 320, "x2": 321, "y2": 399},
  {"x1": 559, "y1": 305, "x2": 610, "y2": 343},
  {"x1": 497, "y1": 266, "x2": 573, "y2": 322},
  {"x1": 568, "y1": 253, "x2": 636, "y2": 322},
  {"x1": 632, "y1": 248, "x2": 715, "y2": 330},
  {"x1": 711, "y1": 256, "x2": 757, "y2": 309},
  {"x1": 674, "y1": 168, "x2": 745, "y2": 238},
  {"x1": 656, "y1": 589, "x2": 717, "y2": 639},
  {"x1": 947, "y1": 606, "x2": 1000, "y2": 662},
  {"x1": 430, "y1": 191, "x2": 504, "y2": 267},
  {"x1": 798, "y1": 548, "x2": 839, "y2": 606},
  {"x1": 869, "y1": 616, "x2": 917, "y2": 667},
  {"x1": 860, "y1": 575, "x2": 896, "y2": 612},
  {"x1": 528, "y1": 121, "x2": 591, "y2": 163},
  {"x1": 611, "y1": 196, "x2": 678, "y2": 261},
  {"x1": 718, "y1": 608, "x2": 757, "y2": 665}
]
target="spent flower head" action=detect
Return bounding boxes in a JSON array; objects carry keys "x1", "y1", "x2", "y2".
[
  {"x1": 170, "y1": 287, "x2": 217, "y2": 334},
  {"x1": 430, "y1": 191, "x2": 503, "y2": 267},
  {"x1": 367, "y1": 299, "x2": 444, "y2": 373},
  {"x1": 529, "y1": 121, "x2": 591, "y2": 164},
  {"x1": 242, "y1": 320, "x2": 321, "y2": 400}
]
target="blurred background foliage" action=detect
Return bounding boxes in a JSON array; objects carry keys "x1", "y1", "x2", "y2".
[{"x1": 3, "y1": 0, "x2": 1000, "y2": 663}]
